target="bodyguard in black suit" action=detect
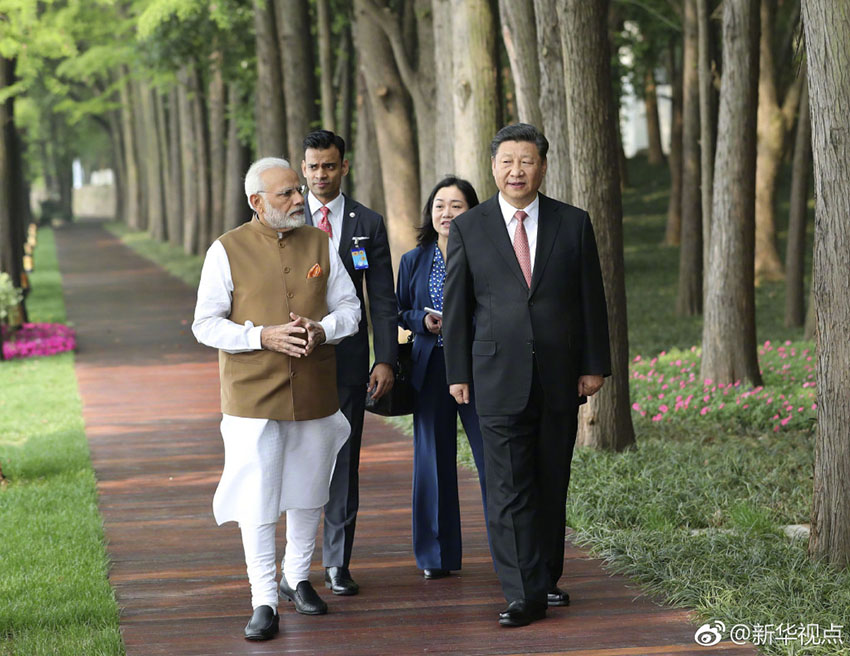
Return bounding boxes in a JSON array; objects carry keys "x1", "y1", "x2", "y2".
[
  {"x1": 442, "y1": 124, "x2": 611, "y2": 627},
  {"x1": 302, "y1": 130, "x2": 397, "y2": 595}
]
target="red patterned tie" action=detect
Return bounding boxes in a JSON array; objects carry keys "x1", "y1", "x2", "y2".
[
  {"x1": 513, "y1": 210, "x2": 531, "y2": 287},
  {"x1": 318, "y1": 206, "x2": 333, "y2": 238}
]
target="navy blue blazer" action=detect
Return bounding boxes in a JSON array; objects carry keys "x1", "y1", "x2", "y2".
[{"x1": 397, "y1": 241, "x2": 442, "y2": 392}]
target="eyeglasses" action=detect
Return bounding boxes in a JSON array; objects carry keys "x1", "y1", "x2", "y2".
[{"x1": 256, "y1": 184, "x2": 306, "y2": 199}]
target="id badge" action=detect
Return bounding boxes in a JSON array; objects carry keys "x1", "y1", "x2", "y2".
[{"x1": 351, "y1": 247, "x2": 369, "y2": 270}]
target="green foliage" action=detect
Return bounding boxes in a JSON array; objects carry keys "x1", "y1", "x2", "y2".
[
  {"x1": 0, "y1": 272, "x2": 23, "y2": 323},
  {"x1": 0, "y1": 228, "x2": 123, "y2": 655}
]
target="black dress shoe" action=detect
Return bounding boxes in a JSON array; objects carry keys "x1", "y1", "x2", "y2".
[
  {"x1": 498, "y1": 600, "x2": 547, "y2": 627},
  {"x1": 547, "y1": 586, "x2": 570, "y2": 606},
  {"x1": 279, "y1": 577, "x2": 328, "y2": 615},
  {"x1": 244, "y1": 605, "x2": 279, "y2": 641},
  {"x1": 422, "y1": 568, "x2": 451, "y2": 580},
  {"x1": 325, "y1": 566, "x2": 359, "y2": 595}
]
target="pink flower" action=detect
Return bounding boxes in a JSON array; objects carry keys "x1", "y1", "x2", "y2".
[
  {"x1": 659, "y1": 405, "x2": 669, "y2": 413},
  {"x1": 700, "y1": 407, "x2": 710, "y2": 416}
]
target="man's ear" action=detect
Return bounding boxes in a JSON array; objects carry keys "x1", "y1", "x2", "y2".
[
  {"x1": 249, "y1": 194, "x2": 261, "y2": 213},
  {"x1": 342, "y1": 159, "x2": 350, "y2": 176}
]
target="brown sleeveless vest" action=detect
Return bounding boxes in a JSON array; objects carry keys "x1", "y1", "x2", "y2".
[{"x1": 217, "y1": 217, "x2": 338, "y2": 420}]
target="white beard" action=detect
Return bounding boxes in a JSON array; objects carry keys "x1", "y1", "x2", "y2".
[{"x1": 262, "y1": 200, "x2": 306, "y2": 229}]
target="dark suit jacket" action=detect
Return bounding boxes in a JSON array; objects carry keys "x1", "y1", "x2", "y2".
[
  {"x1": 442, "y1": 193, "x2": 611, "y2": 416},
  {"x1": 306, "y1": 193, "x2": 397, "y2": 386},
  {"x1": 397, "y1": 241, "x2": 441, "y2": 392}
]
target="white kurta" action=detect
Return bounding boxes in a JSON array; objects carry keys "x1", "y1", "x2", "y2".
[{"x1": 192, "y1": 228, "x2": 361, "y2": 527}]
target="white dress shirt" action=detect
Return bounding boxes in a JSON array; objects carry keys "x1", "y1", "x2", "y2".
[
  {"x1": 498, "y1": 193, "x2": 540, "y2": 270},
  {"x1": 192, "y1": 232, "x2": 360, "y2": 353},
  {"x1": 307, "y1": 191, "x2": 345, "y2": 251}
]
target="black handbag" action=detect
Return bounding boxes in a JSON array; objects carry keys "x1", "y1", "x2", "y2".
[{"x1": 365, "y1": 336, "x2": 415, "y2": 416}]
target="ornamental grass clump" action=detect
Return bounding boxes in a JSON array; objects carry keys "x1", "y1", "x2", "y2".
[{"x1": 629, "y1": 341, "x2": 816, "y2": 434}]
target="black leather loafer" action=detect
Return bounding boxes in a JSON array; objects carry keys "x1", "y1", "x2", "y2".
[
  {"x1": 325, "y1": 566, "x2": 359, "y2": 595},
  {"x1": 547, "y1": 587, "x2": 570, "y2": 606},
  {"x1": 498, "y1": 600, "x2": 547, "y2": 627},
  {"x1": 423, "y1": 568, "x2": 451, "y2": 580},
  {"x1": 244, "y1": 605, "x2": 279, "y2": 641},
  {"x1": 279, "y1": 577, "x2": 328, "y2": 615}
]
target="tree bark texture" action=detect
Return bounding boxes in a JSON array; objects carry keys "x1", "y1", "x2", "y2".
[
  {"x1": 177, "y1": 66, "x2": 199, "y2": 255},
  {"x1": 191, "y1": 67, "x2": 211, "y2": 254},
  {"x1": 118, "y1": 74, "x2": 141, "y2": 229},
  {"x1": 317, "y1": 0, "x2": 335, "y2": 131},
  {"x1": 208, "y1": 53, "x2": 227, "y2": 241},
  {"x1": 224, "y1": 83, "x2": 251, "y2": 232},
  {"x1": 677, "y1": 0, "x2": 703, "y2": 316},
  {"x1": 166, "y1": 87, "x2": 184, "y2": 247},
  {"x1": 499, "y1": 0, "x2": 543, "y2": 130},
  {"x1": 352, "y1": 69, "x2": 385, "y2": 218},
  {"x1": 276, "y1": 0, "x2": 318, "y2": 162},
  {"x1": 562, "y1": 0, "x2": 635, "y2": 452},
  {"x1": 353, "y1": 0, "x2": 419, "y2": 272},
  {"x1": 107, "y1": 109, "x2": 126, "y2": 230},
  {"x1": 802, "y1": 0, "x2": 850, "y2": 570},
  {"x1": 451, "y1": 0, "x2": 499, "y2": 200},
  {"x1": 0, "y1": 55, "x2": 21, "y2": 288},
  {"x1": 137, "y1": 80, "x2": 165, "y2": 240},
  {"x1": 534, "y1": 0, "x2": 571, "y2": 202},
  {"x1": 254, "y1": 0, "x2": 287, "y2": 157},
  {"x1": 700, "y1": 0, "x2": 762, "y2": 387},
  {"x1": 754, "y1": 0, "x2": 803, "y2": 282},
  {"x1": 432, "y1": 0, "x2": 455, "y2": 182},
  {"x1": 784, "y1": 75, "x2": 810, "y2": 328},
  {"x1": 665, "y1": 40, "x2": 684, "y2": 246},
  {"x1": 335, "y1": 24, "x2": 354, "y2": 196},
  {"x1": 645, "y1": 67, "x2": 665, "y2": 165},
  {"x1": 154, "y1": 91, "x2": 173, "y2": 243},
  {"x1": 696, "y1": 0, "x2": 715, "y2": 299}
]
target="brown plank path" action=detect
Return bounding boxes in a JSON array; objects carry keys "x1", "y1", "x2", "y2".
[{"x1": 53, "y1": 221, "x2": 755, "y2": 656}]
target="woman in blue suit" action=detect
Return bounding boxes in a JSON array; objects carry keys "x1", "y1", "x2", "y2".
[{"x1": 397, "y1": 177, "x2": 487, "y2": 579}]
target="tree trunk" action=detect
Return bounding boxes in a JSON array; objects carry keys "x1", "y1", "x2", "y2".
[
  {"x1": 784, "y1": 75, "x2": 810, "y2": 328},
  {"x1": 131, "y1": 78, "x2": 150, "y2": 231},
  {"x1": 166, "y1": 87, "x2": 184, "y2": 247},
  {"x1": 499, "y1": 0, "x2": 543, "y2": 130},
  {"x1": 353, "y1": 0, "x2": 419, "y2": 271},
  {"x1": 533, "y1": 0, "x2": 570, "y2": 202},
  {"x1": 677, "y1": 0, "x2": 703, "y2": 316},
  {"x1": 118, "y1": 73, "x2": 141, "y2": 229},
  {"x1": 191, "y1": 67, "x2": 211, "y2": 254},
  {"x1": 696, "y1": 0, "x2": 715, "y2": 300},
  {"x1": 107, "y1": 109, "x2": 126, "y2": 229},
  {"x1": 336, "y1": 24, "x2": 354, "y2": 195},
  {"x1": 754, "y1": 0, "x2": 802, "y2": 282},
  {"x1": 154, "y1": 90, "x2": 172, "y2": 243},
  {"x1": 317, "y1": 0, "x2": 335, "y2": 131},
  {"x1": 451, "y1": 0, "x2": 499, "y2": 200},
  {"x1": 644, "y1": 67, "x2": 665, "y2": 165},
  {"x1": 700, "y1": 0, "x2": 762, "y2": 387},
  {"x1": 137, "y1": 80, "x2": 165, "y2": 240},
  {"x1": 352, "y1": 69, "x2": 385, "y2": 217},
  {"x1": 803, "y1": 0, "x2": 850, "y2": 570},
  {"x1": 276, "y1": 0, "x2": 318, "y2": 162},
  {"x1": 432, "y1": 0, "x2": 455, "y2": 182},
  {"x1": 178, "y1": 66, "x2": 199, "y2": 255},
  {"x1": 224, "y1": 83, "x2": 251, "y2": 233},
  {"x1": 562, "y1": 0, "x2": 635, "y2": 452},
  {"x1": 0, "y1": 55, "x2": 22, "y2": 289},
  {"x1": 208, "y1": 52, "x2": 227, "y2": 242},
  {"x1": 254, "y1": 0, "x2": 287, "y2": 157},
  {"x1": 665, "y1": 40, "x2": 684, "y2": 246}
]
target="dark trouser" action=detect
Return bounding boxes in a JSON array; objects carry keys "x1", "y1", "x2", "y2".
[
  {"x1": 322, "y1": 384, "x2": 366, "y2": 568},
  {"x1": 412, "y1": 346, "x2": 487, "y2": 571},
  {"x1": 477, "y1": 366, "x2": 578, "y2": 605}
]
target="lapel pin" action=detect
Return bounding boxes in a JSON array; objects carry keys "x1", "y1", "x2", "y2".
[{"x1": 349, "y1": 211, "x2": 355, "y2": 218}]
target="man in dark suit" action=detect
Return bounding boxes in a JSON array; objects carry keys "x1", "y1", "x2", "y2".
[
  {"x1": 301, "y1": 130, "x2": 397, "y2": 595},
  {"x1": 442, "y1": 123, "x2": 611, "y2": 627}
]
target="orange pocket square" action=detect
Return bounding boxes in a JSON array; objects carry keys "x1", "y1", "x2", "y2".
[{"x1": 307, "y1": 263, "x2": 323, "y2": 279}]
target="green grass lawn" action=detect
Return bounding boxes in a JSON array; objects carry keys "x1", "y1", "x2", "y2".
[
  {"x1": 0, "y1": 229, "x2": 123, "y2": 656},
  {"x1": 104, "y1": 159, "x2": 846, "y2": 655}
]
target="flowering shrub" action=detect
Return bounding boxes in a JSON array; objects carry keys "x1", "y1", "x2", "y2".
[
  {"x1": 1, "y1": 322, "x2": 76, "y2": 360},
  {"x1": 0, "y1": 272, "x2": 23, "y2": 323},
  {"x1": 630, "y1": 341, "x2": 817, "y2": 434}
]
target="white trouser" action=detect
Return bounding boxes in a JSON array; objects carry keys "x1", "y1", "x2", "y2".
[{"x1": 240, "y1": 508, "x2": 323, "y2": 610}]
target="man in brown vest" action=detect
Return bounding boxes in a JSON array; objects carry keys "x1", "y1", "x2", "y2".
[{"x1": 192, "y1": 157, "x2": 361, "y2": 641}]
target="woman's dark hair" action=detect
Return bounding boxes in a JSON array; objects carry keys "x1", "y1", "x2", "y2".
[{"x1": 417, "y1": 177, "x2": 480, "y2": 246}]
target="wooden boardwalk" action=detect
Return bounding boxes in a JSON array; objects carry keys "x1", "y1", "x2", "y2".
[{"x1": 54, "y1": 221, "x2": 754, "y2": 655}]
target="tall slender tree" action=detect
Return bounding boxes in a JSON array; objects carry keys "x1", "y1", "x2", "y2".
[
  {"x1": 784, "y1": 74, "x2": 810, "y2": 328},
  {"x1": 253, "y1": 0, "x2": 286, "y2": 157},
  {"x1": 701, "y1": 0, "x2": 762, "y2": 386},
  {"x1": 803, "y1": 0, "x2": 850, "y2": 570},
  {"x1": 562, "y1": 0, "x2": 635, "y2": 452}
]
